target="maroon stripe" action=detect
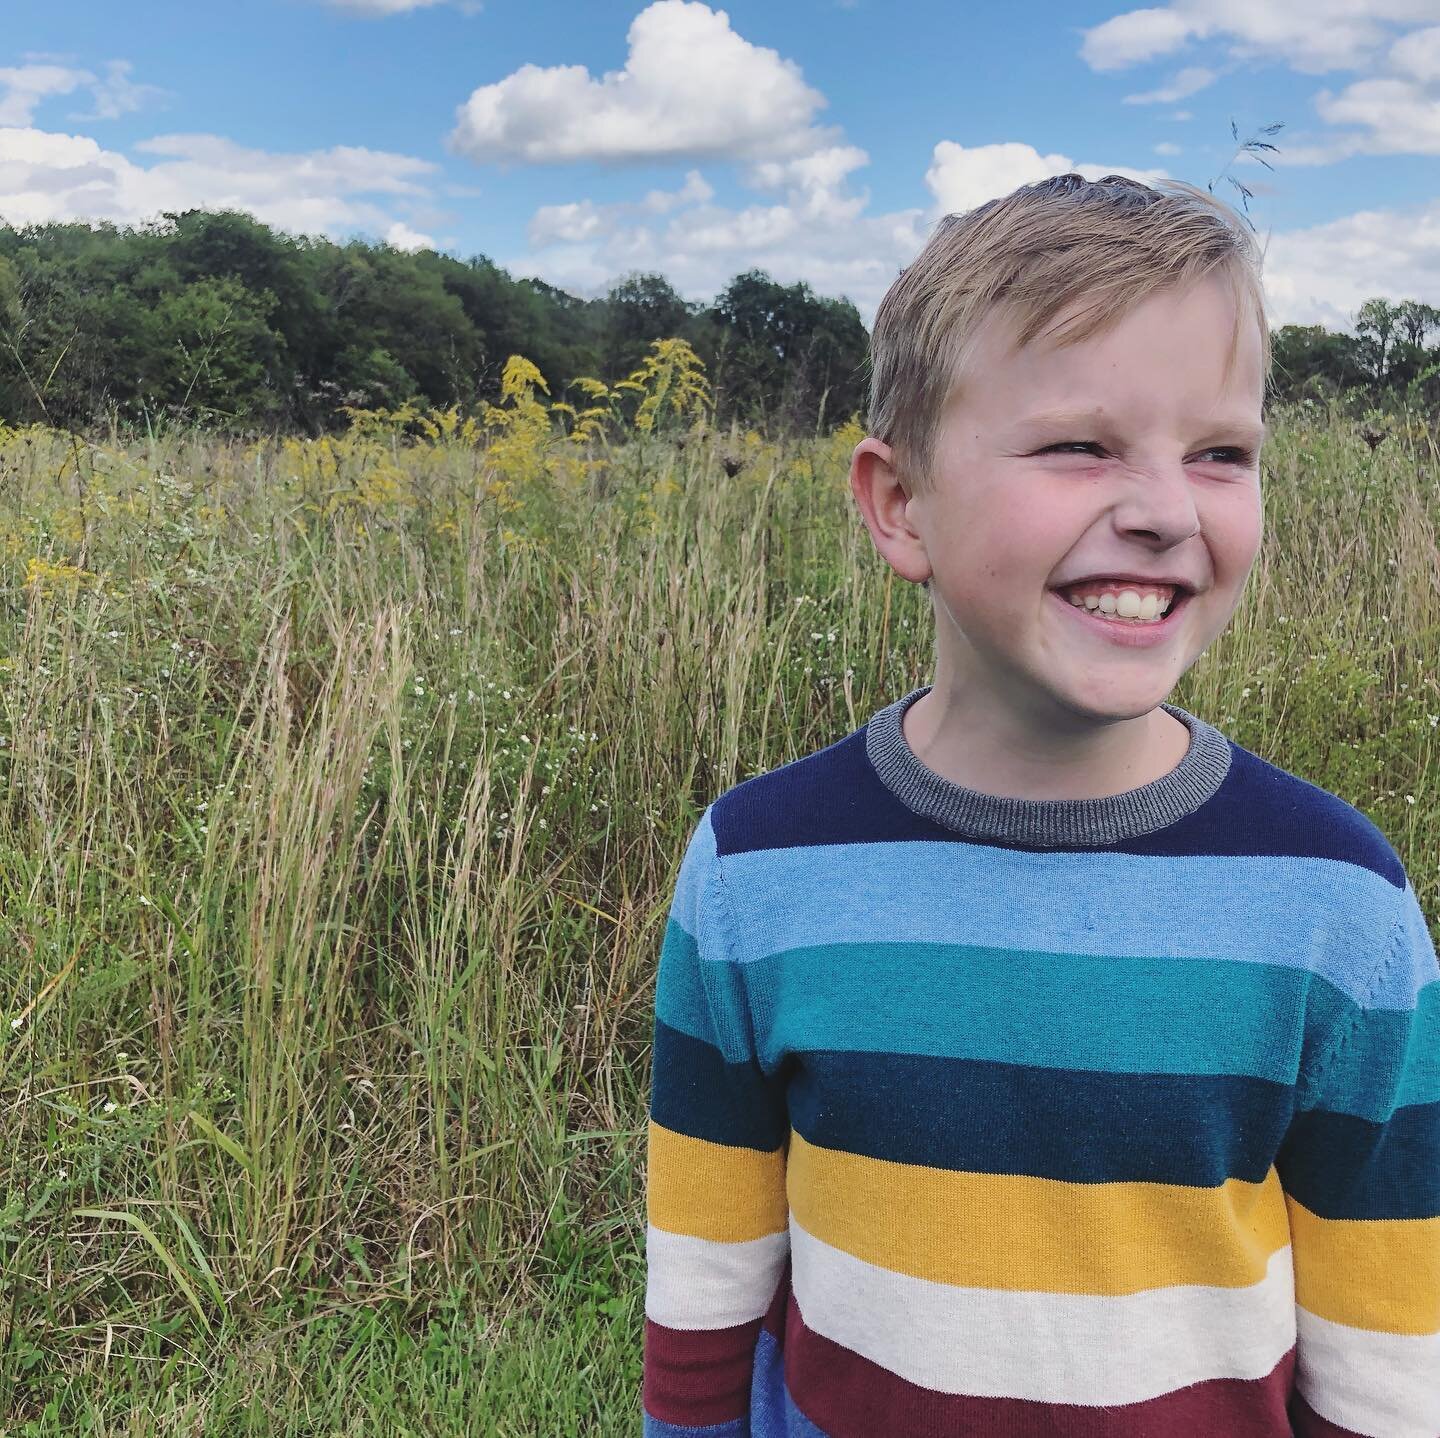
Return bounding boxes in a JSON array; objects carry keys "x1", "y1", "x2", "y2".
[
  {"x1": 643, "y1": 1315, "x2": 761, "y2": 1428},
  {"x1": 1288, "y1": 1392, "x2": 1370, "y2": 1438},
  {"x1": 784, "y1": 1291, "x2": 1299, "y2": 1436}
]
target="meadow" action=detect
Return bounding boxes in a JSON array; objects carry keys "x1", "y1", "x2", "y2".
[{"x1": 0, "y1": 351, "x2": 1436, "y2": 1435}]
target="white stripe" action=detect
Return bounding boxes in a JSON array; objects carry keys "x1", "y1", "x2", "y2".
[
  {"x1": 790, "y1": 1217, "x2": 1297, "y2": 1406},
  {"x1": 645, "y1": 1224, "x2": 789, "y2": 1330},
  {"x1": 1296, "y1": 1307, "x2": 1440, "y2": 1438}
]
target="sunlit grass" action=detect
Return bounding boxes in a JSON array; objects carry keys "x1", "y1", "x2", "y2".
[{"x1": 0, "y1": 387, "x2": 1435, "y2": 1433}]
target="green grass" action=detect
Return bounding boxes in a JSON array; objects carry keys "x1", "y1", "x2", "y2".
[{"x1": 0, "y1": 401, "x2": 1435, "y2": 1432}]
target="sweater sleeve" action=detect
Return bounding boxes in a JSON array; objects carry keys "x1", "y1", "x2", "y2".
[
  {"x1": 1277, "y1": 876, "x2": 1440, "y2": 1438},
  {"x1": 642, "y1": 805, "x2": 791, "y2": 1437}
]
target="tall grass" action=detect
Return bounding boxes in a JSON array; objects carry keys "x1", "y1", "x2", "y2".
[{"x1": 0, "y1": 400, "x2": 1435, "y2": 1433}]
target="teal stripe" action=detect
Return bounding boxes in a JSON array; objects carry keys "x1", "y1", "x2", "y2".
[
  {"x1": 654, "y1": 917, "x2": 754, "y2": 1065},
  {"x1": 740, "y1": 940, "x2": 1310, "y2": 1083},
  {"x1": 662, "y1": 921, "x2": 1440, "y2": 1117},
  {"x1": 1307, "y1": 977, "x2": 1440, "y2": 1118}
]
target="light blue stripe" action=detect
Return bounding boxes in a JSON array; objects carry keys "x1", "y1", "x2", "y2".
[
  {"x1": 782, "y1": 1390, "x2": 829, "y2": 1438},
  {"x1": 718, "y1": 839, "x2": 1429, "y2": 1010},
  {"x1": 751, "y1": 1324, "x2": 788, "y2": 1438},
  {"x1": 752, "y1": 1326, "x2": 829, "y2": 1438},
  {"x1": 643, "y1": 1413, "x2": 747, "y2": 1438},
  {"x1": 668, "y1": 806, "x2": 720, "y2": 944}
]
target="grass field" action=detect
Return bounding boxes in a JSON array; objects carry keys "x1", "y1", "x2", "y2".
[{"x1": 0, "y1": 391, "x2": 1436, "y2": 1434}]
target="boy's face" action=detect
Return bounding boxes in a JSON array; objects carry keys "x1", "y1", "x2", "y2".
[{"x1": 862, "y1": 274, "x2": 1265, "y2": 733}]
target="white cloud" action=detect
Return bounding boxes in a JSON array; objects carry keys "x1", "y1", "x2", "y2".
[
  {"x1": 1121, "y1": 65, "x2": 1220, "y2": 104},
  {"x1": 513, "y1": 127, "x2": 1440, "y2": 340},
  {"x1": 923, "y1": 140, "x2": 1170, "y2": 217},
  {"x1": 0, "y1": 60, "x2": 165, "y2": 127},
  {"x1": 384, "y1": 219, "x2": 436, "y2": 250},
  {"x1": 1153, "y1": 140, "x2": 1183, "y2": 155},
  {"x1": 641, "y1": 169, "x2": 714, "y2": 212},
  {"x1": 0, "y1": 65, "x2": 90, "y2": 125},
  {"x1": 1080, "y1": 0, "x2": 1437, "y2": 76},
  {"x1": 517, "y1": 138, "x2": 1172, "y2": 324},
  {"x1": 1261, "y1": 197, "x2": 1440, "y2": 331},
  {"x1": 1391, "y1": 24, "x2": 1440, "y2": 82},
  {"x1": 1081, "y1": 4, "x2": 1440, "y2": 159},
  {"x1": 528, "y1": 170, "x2": 715, "y2": 248},
  {"x1": 1080, "y1": 8, "x2": 1198, "y2": 70},
  {"x1": 1311, "y1": 74, "x2": 1440, "y2": 156},
  {"x1": 514, "y1": 181, "x2": 926, "y2": 323},
  {"x1": 67, "y1": 60, "x2": 168, "y2": 122},
  {"x1": 448, "y1": 0, "x2": 833, "y2": 164},
  {"x1": 0, "y1": 126, "x2": 441, "y2": 243}
]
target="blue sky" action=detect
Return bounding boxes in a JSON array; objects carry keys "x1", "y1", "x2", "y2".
[{"x1": 2, "y1": 0, "x2": 1437, "y2": 327}]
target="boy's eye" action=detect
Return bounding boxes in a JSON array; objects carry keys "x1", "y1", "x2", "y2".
[{"x1": 1039, "y1": 442, "x2": 1255, "y2": 465}]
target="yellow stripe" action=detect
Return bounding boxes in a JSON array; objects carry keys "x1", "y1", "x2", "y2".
[
  {"x1": 646, "y1": 1120, "x2": 788, "y2": 1242},
  {"x1": 788, "y1": 1129, "x2": 1290, "y2": 1295},
  {"x1": 1287, "y1": 1195, "x2": 1440, "y2": 1335}
]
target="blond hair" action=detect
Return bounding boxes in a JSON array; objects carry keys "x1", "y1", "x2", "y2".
[{"x1": 869, "y1": 173, "x2": 1271, "y2": 496}]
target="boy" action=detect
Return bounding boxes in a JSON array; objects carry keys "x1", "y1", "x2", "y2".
[{"x1": 641, "y1": 174, "x2": 1439, "y2": 1436}]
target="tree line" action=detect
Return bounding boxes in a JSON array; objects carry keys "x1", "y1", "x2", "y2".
[
  {"x1": 0, "y1": 207, "x2": 1435, "y2": 439},
  {"x1": 0, "y1": 210, "x2": 869, "y2": 438}
]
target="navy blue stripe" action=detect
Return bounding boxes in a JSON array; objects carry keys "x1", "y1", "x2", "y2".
[
  {"x1": 787, "y1": 1050, "x2": 1293, "y2": 1187},
  {"x1": 710, "y1": 725, "x2": 1403, "y2": 887},
  {"x1": 651, "y1": 1018, "x2": 789, "y2": 1152},
  {"x1": 1276, "y1": 1102, "x2": 1440, "y2": 1219}
]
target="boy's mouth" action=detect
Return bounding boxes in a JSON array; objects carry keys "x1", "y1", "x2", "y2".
[{"x1": 1047, "y1": 583, "x2": 1193, "y2": 644}]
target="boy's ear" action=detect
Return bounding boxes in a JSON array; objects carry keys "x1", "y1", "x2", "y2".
[{"x1": 849, "y1": 436, "x2": 932, "y2": 587}]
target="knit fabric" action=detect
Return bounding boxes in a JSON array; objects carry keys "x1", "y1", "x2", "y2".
[{"x1": 642, "y1": 685, "x2": 1440, "y2": 1437}]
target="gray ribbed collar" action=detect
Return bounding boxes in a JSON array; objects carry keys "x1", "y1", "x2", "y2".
[{"x1": 864, "y1": 684, "x2": 1232, "y2": 846}]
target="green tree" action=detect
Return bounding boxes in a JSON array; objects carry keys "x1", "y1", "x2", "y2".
[{"x1": 145, "y1": 275, "x2": 284, "y2": 426}]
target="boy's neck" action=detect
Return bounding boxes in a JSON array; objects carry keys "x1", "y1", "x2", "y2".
[{"x1": 900, "y1": 682, "x2": 1193, "y2": 803}]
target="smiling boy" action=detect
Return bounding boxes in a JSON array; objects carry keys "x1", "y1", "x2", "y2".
[{"x1": 642, "y1": 174, "x2": 1439, "y2": 1436}]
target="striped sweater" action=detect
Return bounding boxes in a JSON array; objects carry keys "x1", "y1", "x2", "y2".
[{"x1": 642, "y1": 684, "x2": 1440, "y2": 1437}]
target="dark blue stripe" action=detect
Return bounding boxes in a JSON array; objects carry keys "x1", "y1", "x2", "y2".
[
  {"x1": 787, "y1": 1049, "x2": 1293, "y2": 1187},
  {"x1": 1276, "y1": 1102, "x2": 1440, "y2": 1219},
  {"x1": 651, "y1": 1019, "x2": 789, "y2": 1153},
  {"x1": 709, "y1": 724, "x2": 1404, "y2": 886}
]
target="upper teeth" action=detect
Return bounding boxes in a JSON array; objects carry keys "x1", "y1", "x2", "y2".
[{"x1": 1060, "y1": 584, "x2": 1177, "y2": 621}]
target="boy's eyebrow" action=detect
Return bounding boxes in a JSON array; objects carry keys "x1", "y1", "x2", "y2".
[{"x1": 1014, "y1": 409, "x2": 1270, "y2": 448}]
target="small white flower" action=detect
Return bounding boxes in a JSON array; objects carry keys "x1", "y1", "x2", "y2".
[
  {"x1": 138, "y1": 895, "x2": 151, "y2": 906},
  {"x1": 449, "y1": 628, "x2": 462, "y2": 636},
  {"x1": 10, "y1": 1016, "x2": 22, "y2": 1030},
  {"x1": 103, "y1": 1101, "x2": 117, "y2": 1113},
  {"x1": 1405, "y1": 795, "x2": 1416, "y2": 805}
]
